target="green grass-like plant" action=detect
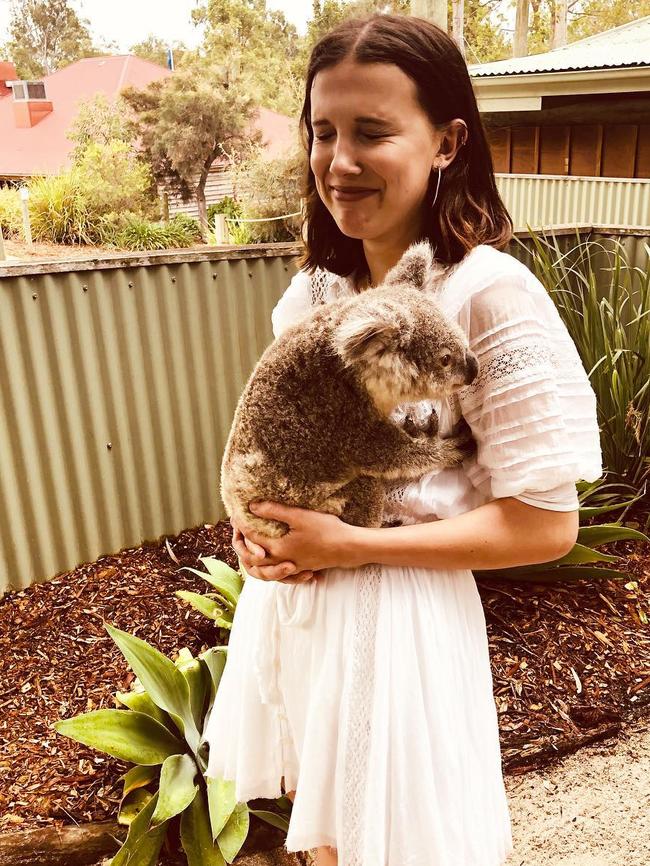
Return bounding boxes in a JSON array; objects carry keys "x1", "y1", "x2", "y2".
[{"x1": 524, "y1": 230, "x2": 649, "y2": 497}]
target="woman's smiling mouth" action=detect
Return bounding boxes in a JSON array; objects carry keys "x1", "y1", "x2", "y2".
[{"x1": 330, "y1": 186, "x2": 379, "y2": 201}]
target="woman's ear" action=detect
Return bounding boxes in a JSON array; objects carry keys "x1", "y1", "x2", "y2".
[{"x1": 434, "y1": 119, "x2": 468, "y2": 170}]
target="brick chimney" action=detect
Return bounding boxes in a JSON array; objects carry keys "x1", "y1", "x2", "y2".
[
  {"x1": 0, "y1": 62, "x2": 18, "y2": 97},
  {"x1": 9, "y1": 79, "x2": 53, "y2": 128}
]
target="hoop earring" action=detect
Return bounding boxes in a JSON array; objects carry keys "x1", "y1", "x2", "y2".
[{"x1": 430, "y1": 167, "x2": 442, "y2": 209}]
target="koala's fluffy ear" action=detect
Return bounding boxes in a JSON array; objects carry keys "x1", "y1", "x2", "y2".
[
  {"x1": 382, "y1": 240, "x2": 446, "y2": 292},
  {"x1": 332, "y1": 312, "x2": 399, "y2": 366}
]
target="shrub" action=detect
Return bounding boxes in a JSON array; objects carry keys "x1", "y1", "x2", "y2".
[
  {"x1": 231, "y1": 145, "x2": 304, "y2": 243},
  {"x1": 167, "y1": 212, "x2": 202, "y2": 244},
  {"x1": 74, "y1": 140, "x2": 155, "y2": 218},
  {"x1": 28, "y1": 173, "x2": 101, "y2": 245},
  {"x1": 98, "y1": 212, "x2": 202, "y2": 251},
  {"x1": 0, "y1": 186, "x2": 21, "y2": 238},
  {"x1": 207, "y1": 196, "x2": 242, "y2": 224},
  {"x1": 526, "y1": 231, "x2": 650, "y2": 498}
]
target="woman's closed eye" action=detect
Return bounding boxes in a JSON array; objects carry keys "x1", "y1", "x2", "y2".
[{"x1": 314, "y1": 131, "x2": 390, "y2": 142}]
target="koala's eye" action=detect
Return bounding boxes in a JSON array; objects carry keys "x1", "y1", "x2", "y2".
[{"x1": 440, "y1": 353, "x2": 451, "y2": 367}]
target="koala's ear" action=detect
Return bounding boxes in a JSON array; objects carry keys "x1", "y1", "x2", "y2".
[
  {"x1": 382, "y1": 240, "x2": 446, "y2": 292},
  {"x1": 332, "y1": 312, "x2": 399, "y2": 366}
]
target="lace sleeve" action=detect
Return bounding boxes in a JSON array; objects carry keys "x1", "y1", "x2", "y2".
[
  {"x1": 271, "y1": 270, "x2": 313, "y2": 339},
  {"x1": 455, "y1": 273, "x2": 602, "y2": 507}
]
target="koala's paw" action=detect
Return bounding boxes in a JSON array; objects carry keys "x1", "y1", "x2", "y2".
[
  {"x1": 440, "y1": 417, "x2": 476, "y2": 465},
  {"x1": 403, "y1": 410, "x2": 439, "y2": 439}
]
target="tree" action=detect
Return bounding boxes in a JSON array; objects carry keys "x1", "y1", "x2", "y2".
[
  {"x1": 567, "y1": 0, "x2": 650, "y2": 41},
  {"x1": 67, "y1": 93, "x2": 132, "y2": 161},
  {"x1": 192, "y1": 0, "x2": 302, "y2": 115},
  {"x1": 6, "y1": 0, "x2": 95, "y2": 78},
  {"x1": 122, "y1": 61, "x2": 261, "y2": 239},
  {"x1": 129, "y1": 35, "x2": 190, "y2": 69},
  {"x1": 513, "y1": 0, "x2": 530, "y2": 56}
]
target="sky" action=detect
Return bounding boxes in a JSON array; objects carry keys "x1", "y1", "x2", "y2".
[{"x1": 0, "y1": 0, "x2": 311, "y2": 53}]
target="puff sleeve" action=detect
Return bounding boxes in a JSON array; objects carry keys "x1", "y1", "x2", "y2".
[
  {"x1": 455, "y1": 271, "x2": 603, "y2": 510},
  {"x1": 271, "y1": 269, "x2": 313, "y2": 339}
]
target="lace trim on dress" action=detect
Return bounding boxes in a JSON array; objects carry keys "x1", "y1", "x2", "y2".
[{"x1": 339, "y1": 563, "x2": 382, "y2": 866}]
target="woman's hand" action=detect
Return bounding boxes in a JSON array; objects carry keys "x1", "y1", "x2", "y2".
[{"x1": 230, "y1": 501, "x2": 358, "y2": 585}]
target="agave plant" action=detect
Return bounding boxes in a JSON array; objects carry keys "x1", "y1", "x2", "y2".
[
  {"x1": 474, "y1": 486, "x2": 649, "y2": 584},
  {"x1": 175, "y1": 555, "x2": 244, "y2": 629},
  {"x1": 53, "y1": 559, "x2": 290, "y2": 865}
]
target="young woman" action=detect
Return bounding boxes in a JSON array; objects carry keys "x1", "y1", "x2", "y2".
[{"x1": 204, "y1": 14, "x2": 602, "y2": 866}]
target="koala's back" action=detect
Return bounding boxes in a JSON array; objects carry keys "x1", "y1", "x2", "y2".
[{"x1": 222, "y1": 309, "x2": 376, "y2": 515}]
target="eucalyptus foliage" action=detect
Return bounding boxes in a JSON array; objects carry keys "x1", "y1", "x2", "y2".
[{"x1": 53, "y1": 558, "x2": 289, "y2": 866}]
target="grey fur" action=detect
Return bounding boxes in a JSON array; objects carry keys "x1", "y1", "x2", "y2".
[{"x1": 221, "y1": 241, "x2": 479, "y2": 538}]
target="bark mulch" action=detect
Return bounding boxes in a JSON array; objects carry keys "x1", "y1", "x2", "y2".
[{"x1": 1, "y1": 514, "x2": 649, "y2": 836}]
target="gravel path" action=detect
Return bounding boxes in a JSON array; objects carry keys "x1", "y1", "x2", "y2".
[{"x1": 503, "y1": 719, "x2": 650, "y2": 866}]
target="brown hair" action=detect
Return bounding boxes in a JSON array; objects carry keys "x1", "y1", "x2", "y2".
[{"x1": 297, "y1": 13, "x2": 513, "y2": 280}]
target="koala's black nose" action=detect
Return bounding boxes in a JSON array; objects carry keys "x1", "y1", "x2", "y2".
[{"x1": 464, "y1": 351, "x2": 479, "y2": 385}]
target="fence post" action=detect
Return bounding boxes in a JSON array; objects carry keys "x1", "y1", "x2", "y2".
[
  {"x1": 213, "y1": 213, "x2": 230, "y2": 245},
  {"x1": 0, "y1": 225, "x2": 6, "y2": 261},
  {"x1": 20, "y1": 187, "x2": 33, "y2": 249}
]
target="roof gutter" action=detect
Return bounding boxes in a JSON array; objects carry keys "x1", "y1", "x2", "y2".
[{"x1": 472, "y1": 66, "x2": 650, "y2": 113}]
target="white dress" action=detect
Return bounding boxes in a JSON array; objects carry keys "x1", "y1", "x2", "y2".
[{"x1": 204, "y1": 244, "x2": 602, "y2": 866}]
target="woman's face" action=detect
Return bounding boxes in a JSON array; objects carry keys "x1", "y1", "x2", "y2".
[{"x1": 309, "y1": 59, "x2": 442, "y2": 247}]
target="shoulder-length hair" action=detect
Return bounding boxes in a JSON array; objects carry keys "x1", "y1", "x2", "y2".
[{"x1": 297, "y1": 13, "x2": 513, "y2": 280}]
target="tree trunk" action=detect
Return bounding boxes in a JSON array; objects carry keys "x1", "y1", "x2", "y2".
[
  {"x1": 513, "y1": 0, "x2": 530, "y2": 57},
  {"x1": 196, "y1": 147, "x2": 219, "y2": 242},
  {"x1": 410, "y1": 0, "x2": 448, "y2": 31},
  {"x1": 452, "y1": 0, "x2": 465, "y2": 55},
  {"x1": 551, "y1": 0, "x2": 568, "y2": 49}
]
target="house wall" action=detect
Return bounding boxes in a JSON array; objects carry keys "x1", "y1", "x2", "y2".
[
  {"x1": 165, "y1": 165, "x2": 235, "y2": 219},
  {"x1": 487, "y1": 123, "x2": 650, "y2": 178}
]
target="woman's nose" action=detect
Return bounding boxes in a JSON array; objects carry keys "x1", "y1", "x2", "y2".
[{"x1": 329, "y1": 139, "x2": 362, "y2": 175}]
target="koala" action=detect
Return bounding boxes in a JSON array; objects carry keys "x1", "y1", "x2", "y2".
[{"x1": 220, "y1": 240, "x2": 479, "y2": 539}]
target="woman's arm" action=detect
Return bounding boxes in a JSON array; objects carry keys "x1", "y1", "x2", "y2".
[
  {"x1": 231, "y1": 497, "x2": 578, "y2": 582},
  {"x1": 346, "y1": 496, "x2": 578, "y2": 570}
]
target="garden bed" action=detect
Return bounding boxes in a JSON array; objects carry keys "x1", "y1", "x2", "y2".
[{"x1": 1, "y1": 514, "x2": 648, "y2": 837}]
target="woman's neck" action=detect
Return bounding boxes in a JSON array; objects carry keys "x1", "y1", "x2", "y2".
[{"x1": 359, "y1": 229, "x2": 422, "y2": 290}]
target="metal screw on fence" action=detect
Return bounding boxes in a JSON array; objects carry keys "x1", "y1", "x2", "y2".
[{"x1": 20, "y1": 186, "x2": 33, "y2": 250}]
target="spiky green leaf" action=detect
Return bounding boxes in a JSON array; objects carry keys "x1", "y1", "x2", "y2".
[
  {"x1": 577, "y1": 524, "x2": 650, "y2": 546},
  {"x1": 249, "y1": 808, "x2": 290, "y2": 832},
  {"x1": 217, "y1": 801, "x2": 249, "y2": 864},
  {"x1": 206, "y1": 775, "x2": 236, "y2": 840},
  {"x1": 115, "y1": 689, "x2": 172, "y2": 730},
  {"x1": 110, "y1": 792, "x2": 168, "y2": 866},
  {"x1": 180, "y1": 788, "x2": 226, "y2": 866},
  {"x1": 176, "y1": 590, "x2": 224, "y2": 621},
  {"x1": 151, "y1": 753, "x2": 198, "y2": 826},
  {"x1": 54, "y1": 710, "x2": 184, "y2": 765},
  {"x1": 105, "y1": 624, "x2": 200, "y2": 751},
  {"x1": 118, "y1": 789, "x2": 152, "y2": 827},
  {"x1": 120, "y1": 764, "x2": 159, "y2": 798}
]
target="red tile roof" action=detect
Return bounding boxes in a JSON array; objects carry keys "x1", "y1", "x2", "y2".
[{"x1": 0, "y1": 55, "x2": 297, "y2": 179}]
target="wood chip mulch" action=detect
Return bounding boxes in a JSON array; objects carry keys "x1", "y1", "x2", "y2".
[{"x1": 1, "y1": 514, "x2": 649, "y2": 834}]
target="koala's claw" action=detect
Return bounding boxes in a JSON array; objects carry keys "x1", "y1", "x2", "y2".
[{"x1": 442, "y1": 416, "x2": 477, "y2": 463}]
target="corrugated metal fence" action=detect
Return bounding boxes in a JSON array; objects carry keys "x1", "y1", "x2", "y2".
[
  {"x1": 0, "y1": 246, "x2": 298, "y2": 594},
  {"x1": 0, "y1": 231, "x2": 647, "y2": 595},
  {"x1": 496, "y1": 174, "x2": 650, "y2": 231}
]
